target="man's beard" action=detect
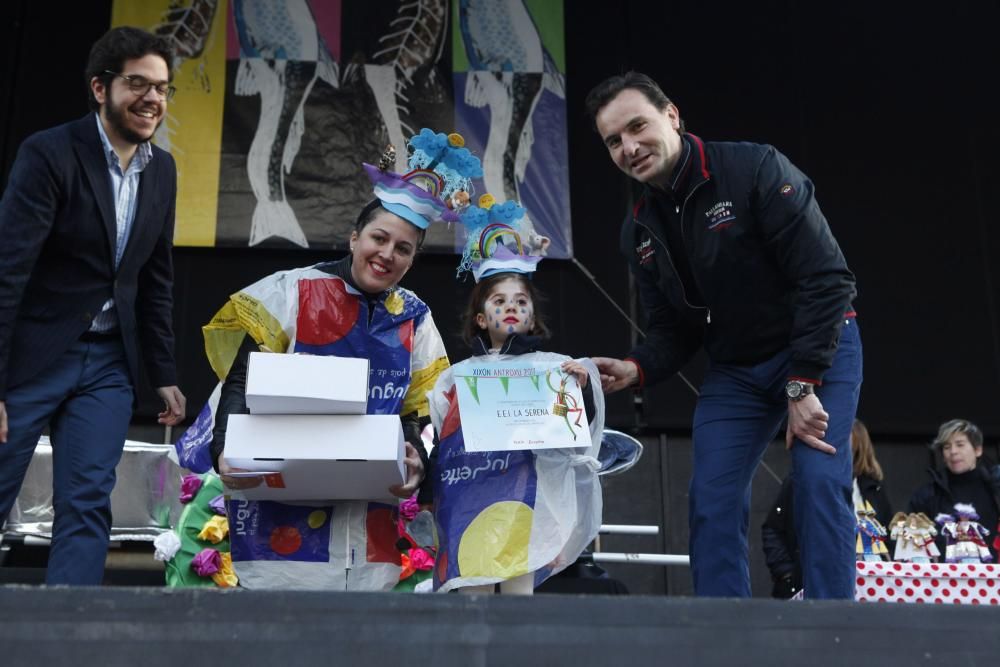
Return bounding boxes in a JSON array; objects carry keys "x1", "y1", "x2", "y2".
[{"x1": 104, "y1": 88, "x2": 161, "y2": 145}]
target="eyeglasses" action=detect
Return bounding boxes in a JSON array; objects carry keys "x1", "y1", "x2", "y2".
[{"x1": 104, "y1": 70, "x2": 176, "y2": 100}]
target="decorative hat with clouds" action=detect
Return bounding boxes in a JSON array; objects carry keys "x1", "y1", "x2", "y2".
[
  {"x1": 456, "y1": 193, "x2": 551, "y2": 283},
  {"x1": 363, "y1": 129, "x2": 483, "y2": 230}
]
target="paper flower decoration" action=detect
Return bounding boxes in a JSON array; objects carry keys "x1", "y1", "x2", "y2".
[
  {"x1": 179, "y1": 474, "x2": 203, "y2": 504},
  {"x1": 197, "y1": 515, "x2": 230, "y2": 544},
  {"x1": 153, "y1": 531, "x2": 182, "y2": 562},
  {"x1": 191, "y1": 548, "x2": 222, "y2": 577}
]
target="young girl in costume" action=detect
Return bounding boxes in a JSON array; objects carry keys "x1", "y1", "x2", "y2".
[{"x1": 427, "y1": 197, "x2": 604, "y2": 594}]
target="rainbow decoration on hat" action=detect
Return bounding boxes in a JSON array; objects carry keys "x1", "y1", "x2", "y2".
[
  {"x1": 363, "y1": 129, "x2": 483, "y2": 230},
  {"x1": 457, "y1": 194, "x2": 548, "y2": 282}
]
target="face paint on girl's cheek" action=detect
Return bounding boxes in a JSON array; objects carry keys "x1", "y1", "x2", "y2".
[
  {"x1": 495, "y1": 322, "x2": 500, "y2": 329},
  {"x1": 507, "y1": 325, "x2": 514, "y2": 333},
  {"x1": 495, "y1": 307, "x2": 501, "y2": 314}
]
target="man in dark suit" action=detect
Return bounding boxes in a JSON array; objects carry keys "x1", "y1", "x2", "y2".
[{"x1": 0, "y1": 26, "x2": 186, "y2": 585}]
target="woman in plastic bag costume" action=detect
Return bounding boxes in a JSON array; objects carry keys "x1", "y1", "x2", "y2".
[{"x1": 174, "y1": 130, "x2": 481, "y2": 589}]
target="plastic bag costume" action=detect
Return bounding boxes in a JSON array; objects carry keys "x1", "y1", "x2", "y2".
[
  {"x1": 177, "y1": 265, "x2": 448, "y2": 589},
  {"x1": 427, "y1": 191, "x2": 603, "y2": 592}
]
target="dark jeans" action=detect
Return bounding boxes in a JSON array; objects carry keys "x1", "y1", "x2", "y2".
[
  {"x1": 0, "y1": 338, "x2": 133, "y2": 585},
  {"x1": 689, "y1": 318, "x2": 862, "y2": 598}
]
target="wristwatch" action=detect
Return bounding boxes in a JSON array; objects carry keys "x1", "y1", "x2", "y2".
[{"x1": 784, "y1": 380, "x2": 814, "y2": 402}]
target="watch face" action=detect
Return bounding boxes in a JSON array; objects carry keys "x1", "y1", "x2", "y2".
[{"x1": 785, "y1": 382, "x2": 803, "y2": 399}]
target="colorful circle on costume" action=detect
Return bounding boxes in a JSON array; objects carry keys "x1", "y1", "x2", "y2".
[
  {"x1": 457, "y1": 501, "x2": 532, "y2": 579},
  {"x1": 398, "y1": 319, "x2": 414, "y2": 351},
  {"x1": 296, "y1": 278, "x2": 359, "y2": 345},
  {"x1": 448, "y1": 133, "x2": 465, "y2": 148},
  {"x1": 307, "y1": 510, "x2": 328, "y2": 529},
  {"x1": 270, "y1": 526, "x2": 303, "y2": 556},
  {"x1": 478, "y1": 194, "x2": 496, "y2": 209}
]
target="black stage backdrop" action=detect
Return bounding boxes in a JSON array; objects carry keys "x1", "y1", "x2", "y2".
[{"x1": 2, "y1": 0, "x2": 998, "y2": 444}]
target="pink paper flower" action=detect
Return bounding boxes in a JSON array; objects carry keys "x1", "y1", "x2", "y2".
[
  {"x1": 399, "y1": 496, "x2": 419, "y2": 522},
  {"x1": 409, "y1": 548, "x2": 434, "y2": 571},
  {"x1": 191, "y1": 548, "x2": 221, "y2": 577},
  {"x1": 179, "y1": 474, "x2": 203, "y2": 504}
]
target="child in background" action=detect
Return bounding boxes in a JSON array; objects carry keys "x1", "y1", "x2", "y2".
[{"x1": 427, "y1": 197, "x2": 604, "y2": 594}]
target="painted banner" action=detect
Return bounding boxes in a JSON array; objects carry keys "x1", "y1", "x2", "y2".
[
  {"x1": 111, "y1": 0, "x2": 571, "y2": 257},
  {"x1": 452, "y1": 359, "x2": 591, "y2": 452}
]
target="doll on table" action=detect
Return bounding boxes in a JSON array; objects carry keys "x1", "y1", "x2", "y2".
[
  {"x1": 888, "y1": 512, "x2": 939, "y2": 563},
  {"x1": 855, "y1": 501, "x2": 889, "y2": 562},
  {"x1": 936, "y1": 503, "x2": 993, "y2": 564}
]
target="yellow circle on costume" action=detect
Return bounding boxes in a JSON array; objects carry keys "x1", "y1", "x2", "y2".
[
  {"x1": 457, "y1": 501, "x2": 532, "y2": 578},
  {"x1": 478, "y1": 193, "x2": 496, "y2": 210},
  {"x1": 307, "y1": 510, "x2": 328, "y2": 529},
  {"x1": 385, "y1": 290, "x2": 404, "y2": 315},
  {"x1": 448, "y1": 132, "x2": 465, "y2": 148}
]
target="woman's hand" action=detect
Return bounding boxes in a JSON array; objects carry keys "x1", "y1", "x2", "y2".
[
  {"x1": 560, "y1": 360, "x2": 589, "y2": 388},
  {"x1": 389, "y1": 442, "x2": 425, "y2": 499},
  {"x1": 219, "y1": 454, "x2": 263, "y2": 489}
]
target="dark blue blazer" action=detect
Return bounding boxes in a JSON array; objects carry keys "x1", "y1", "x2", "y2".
[{"x1": 0, "y1": 114, "x2": 178, "y2": 398}]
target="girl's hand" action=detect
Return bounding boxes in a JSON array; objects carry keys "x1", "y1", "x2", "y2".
[
  {"x1": 389, "y1": 442, "x2": 425, "y2": 498},
  {"x1": 560, "y1": 360, "x2": 589, "y2": 388}
]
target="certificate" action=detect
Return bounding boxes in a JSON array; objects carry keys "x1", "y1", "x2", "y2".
[{"x1": 452, "y1": 359, "x2": 591, "y2": 452}]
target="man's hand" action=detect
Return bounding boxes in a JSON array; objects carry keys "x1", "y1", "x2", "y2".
[
  {"x1": 785, "y1": 392, "x2": 835, "y2": 454},
  {"x1": 560, "y1": 360, "x2": 589, "y2": 388},
  {"x1": 218, "y1": 454, "x2": 262, "y2": 490},
  {"x1": 389, "y1": 442, "x2": 425, "y2": 499},
  {"x1": 0, "y1": 400, "x2": 7, "y2": 443},
  {"x1": 591, "y1": 357, "x2": 639, "y2": 394},
  {"x1": 156, "y1": 386, "x2": 186, "y2": 426}
]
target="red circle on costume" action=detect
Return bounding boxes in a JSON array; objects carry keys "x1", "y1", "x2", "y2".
[
  {"x1": 950, "y1": 579, "x2": 958, "y2": 587},
  {"x1": 867, "y1": 587, "x2": 876, "y2": 597},
  {"x1": 269, "y1": 526, "x2": 303, "y2": 556},
  {"x1": 436, "y1": 549, "x2": 449, "y2": 581},
  {"x1": 930, "y1": 564, "x2": 940, "y2": 571},
  {"x1": 913, "y1": 578, "x2": 922, "y2": 586},
  {"x1": 992, "y1": 599, "x2": 999, "y2": 605},
  {"x1": 972, "y1": 599, "x2": 981, "y2": 605},
  {"x1": 988, "y1": 579, "x2": 997, "y2": 587},
  {"x1": 398, "y1": 319, "x2": 414, "y2": 351},
  {"x1": 875, "y1": 577, "x2": 884, "y2": 586},
  {"x1": 893, "y1": 563, "x2": 902, "y2": 571},
  {"x1": 877, "y1": 597, "x2": 887, "y2": 602},
  {"x1": 905, "y1": 588, "x2": 913, "y2": 596},
  {"x1": 942, "y1": 589, "x2": 951, "y2": 597},
  {"x1": 924, "y1": 588, "x2": 932, "y2": 596},
  {"x1": 960, "y1": 588, "x2": 969, "y2": 597},
  {"x1": 915, "y1": 598, "x2": 924, "y2": 603},
  {"x1": 296, "y1": 278, "x2": 360, "y2": 345},
  {"x1": 930, "y1": 578, "x2": 939, "y2": 587},
  {"x1": 886, "y1": 588, "x2": 895, "y2": 596},
  {"x1": 895, "y1": 578, "x2": 903, "y2": 587},
  {"x1": 935, "y1": 598, "x2": 943, "y2": 603},
  {"x1": 856, "y1": 577, "x2": 865, "y2": 586},
  {"x1": 979, "y1": 588, "x2": 987, "y2": 597},
  {"x1": 949, "y1": 564, "x2": 958, "y2": 571}
]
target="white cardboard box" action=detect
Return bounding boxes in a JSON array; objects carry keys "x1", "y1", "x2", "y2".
[
  {"x1": 224, "y1": 414, "x2": 405, "y2": 501},
  {"x1": 245, "y1": 351, "x2": 369, "y2": 415}
]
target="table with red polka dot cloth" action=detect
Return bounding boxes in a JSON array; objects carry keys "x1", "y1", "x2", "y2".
[{"x1": 855, "y1": 561, "x2": 1000, "y2": 604}]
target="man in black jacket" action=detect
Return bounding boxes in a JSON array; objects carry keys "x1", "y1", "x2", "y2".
[
  {"x1": 0, "y1": 27, "x2": 186, "y2": 584},
  {"x1": 585, "y1": 72, "x2": 861, "y2": 598}
]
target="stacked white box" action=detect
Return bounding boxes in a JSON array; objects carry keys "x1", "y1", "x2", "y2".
[{"x1": 224, "y1": 352, "x2": 404, "y2": 500}]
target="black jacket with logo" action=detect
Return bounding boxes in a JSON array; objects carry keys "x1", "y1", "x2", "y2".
[{"x1": 621, "y1": 134, "x2": 856, "y2": 386}]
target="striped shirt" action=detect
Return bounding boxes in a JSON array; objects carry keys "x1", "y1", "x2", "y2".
[{"x1": 90, "y1": 114, "x2": 153, "y2": 332}]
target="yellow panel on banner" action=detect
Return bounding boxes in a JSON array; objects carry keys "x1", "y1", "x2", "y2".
[{"x1": 111, "y1": 0, "x2": 227, "y2": 246}]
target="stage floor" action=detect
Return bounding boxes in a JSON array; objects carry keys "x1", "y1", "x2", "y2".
[{"x1": 1, "y1": 586, "x2": 998, "y2": 666}]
